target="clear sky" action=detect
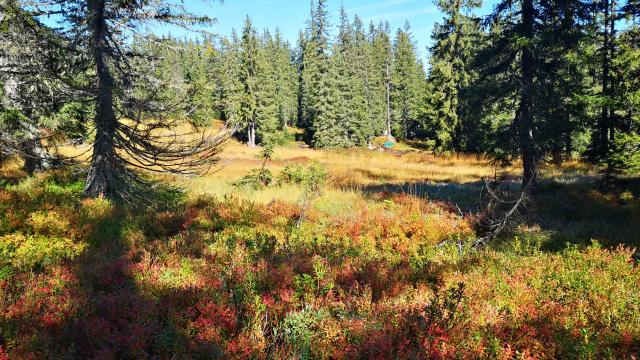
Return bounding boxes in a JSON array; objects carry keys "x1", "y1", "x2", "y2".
[{"x1": 156, "y1": 0, "x2": 500, "y2": 63}]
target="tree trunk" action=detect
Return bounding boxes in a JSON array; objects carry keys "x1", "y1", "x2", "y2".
[
  {"x1": 520, "y1": 0, "x2": 537, "y2": 189},
  {"x1": 21, "y1": 123, "x2": 51, "y2": 175},
  {"x1": 551, "y1": 142, "x2": 563, "y2": 165},
  {"x1": 599, "y1": 0, "x2": 613, "y2": 158},
  {"x1": 252, "y1": 124, "x2": 256, "y2": 147},
  {"x1": 247, "y1": 122, "x2": 256, "y2": 147},
  {"x1": 450, "y1": 0, "x2": 463, "y2": 151},
  {"x1": 385, "y1": 63, "x2": 392, "y2": 139},
  {"x1": 608, "y1": 1, "x2": 616, "y2": 144},
  {"x1": 565, "y1": 132, "x2": 573, "y2": 160},
  {"x1": 402, "y1": 106, "x2": 408, "y2": 140},
  {"x1": 84, "y1": 0, "x2": 120, "y2": 199}
]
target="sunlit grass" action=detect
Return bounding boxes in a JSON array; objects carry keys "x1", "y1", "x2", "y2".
[
  {"x1": 0, "y1": 157, "x2": 26, "y2": 181},
  {"x1": 163, "y1": 138, "x2": 507, "y2": 214},
  {"x1": 59, "y1": 120, "x2": 598, "y2": 215}
]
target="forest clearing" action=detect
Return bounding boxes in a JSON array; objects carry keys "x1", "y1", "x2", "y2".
[
  {"x1": 1, "y1": 131, "x2": 639, "y2": 358},
  {"x1": 1, "y1": 0, "x2": 639, "y2": 358}
]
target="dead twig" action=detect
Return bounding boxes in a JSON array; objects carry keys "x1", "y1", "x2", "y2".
[{"x1": 471, "y1": 167, "x2": 537, "y2": 248}]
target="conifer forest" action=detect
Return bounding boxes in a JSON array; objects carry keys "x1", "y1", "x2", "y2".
[{"x1": 0, "y1": 0, "x2": 639, "y2": 358}]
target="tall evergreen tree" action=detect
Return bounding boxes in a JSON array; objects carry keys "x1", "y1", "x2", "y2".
[
  {"x1": 349, "y1": 15, "x2": 375, "y2": 145},
  {"x1": 183, "y1": 39, "x2": 218, "y2": 126},
  {"x1": 615, "y1": 21, "x2": 639, "y2": 130},
  {"x1": 295, "y1": 30, "x2": 309, "y2": 130},
  {"x1": 272, "y1": 30, "x2": 298, "y2": 130},
  {"x1": 369, "y1": 22, "x2": 394, "y2": 139},
  {"x1": 8, "y1": 0, "x2": 227, "y2": 200},
  {"x1": 599, "y1": 5, "x2": 640, "y2": 179},
  {"x1": 333, "y1": 7, "x2": 355, "y2": 146},
  {"x1": 254, "y1": 29, "x2": 279, "y2": 142},
  {"x1": 0, "y1": 1, "x2": 86, "y2": 173},
  {"x1": 391, "y1": 23, "x2": 425, "y2": 140},
  {"x1": 135, "y1": 36, "x2": 219, "y2": 125},
  {"x1": 476, "y1": 0, "x2": 591, "y2": 187},
  {"x1": 333, "y1": 7, "x2": 372, "y2": 146},
  {"x1": 135, "y1": 36, "x2": 185, "y2": 118},
  {"x1": 217, "y1": 30, "x2": 243, "y2": 127},
  {"x1": 221, "y1": 20, "x2": 288, "y2": 147},
  {"x1": 301, "y1": 0, "x2": 342, "y2": 148},
  {"x1": 536, "y1": 0, "x2": 590, "y2": 164},
  {"x1": 238, "y1": 17, "x2": 261, "y2": 147},
  {"x1": 428, "y1": 0, "x2": 482, "y2": 152},
  {"x1": 590, "y1": 0, "x2": 620, "y2": 159}
]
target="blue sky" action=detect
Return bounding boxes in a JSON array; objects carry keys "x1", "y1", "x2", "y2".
[{"x1": 157, "y1": 0, "x2": 499, "y2": 62}]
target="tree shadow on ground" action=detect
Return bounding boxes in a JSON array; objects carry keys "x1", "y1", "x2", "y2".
[
  {"x1": 351, "y1": 174, "x2": 640, "y2": 252},
  {"x1": 352, "y1": 180, "x2": 490, "y2": 213},
  {"x1": 0, "y1": 178, "x2": 225, "y2": 359},
  {"x1": 47, "y1": 207, "x2": 222, "y2": 358},
  {"x1": 532, "y1": 177, "x2": 640, "y2": 251}
]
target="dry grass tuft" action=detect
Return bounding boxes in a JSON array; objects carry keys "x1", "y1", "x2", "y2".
[{"x1": 0, "y1": 157, "x2": 27, "y2": 182}]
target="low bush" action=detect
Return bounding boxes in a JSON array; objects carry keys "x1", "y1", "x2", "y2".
[
  {"x1": 232, "y1": 168, "x2": 273, "y2": 190},
  {"x1": 1, "y1": 171, "x2": 639, "y2": 359},
  {"x1": 276, "y1": 163, "x2": 327, "y2": 187},
  {"x1": 0, "y1": 233, "x2": 85, "y2": 274},
  {"x1": 268, "y1": 130, "x2": 297, "y2": 146}
]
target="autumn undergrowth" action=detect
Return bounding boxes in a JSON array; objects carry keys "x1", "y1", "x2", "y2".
[{"x1": 1, "y1": 149, "x2": 639, "y2": 359}]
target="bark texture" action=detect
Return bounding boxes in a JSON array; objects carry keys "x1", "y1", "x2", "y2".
[{"x1": 84, "y1": 0, "x2": 121, "y2": 199}]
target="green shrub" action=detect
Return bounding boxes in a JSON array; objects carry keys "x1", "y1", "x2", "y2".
[
  {"x1": 267, "y1": 130, "x2": 296, "y2": 146},
  {"x1": 276, "y1": 164, "x2": 307, "y2": 185},
  {"x1": 28, "y1": 210, "x2": 72, "y2": 237},
  {"x1": 0, "y1": 233, "x2": 86, "y2": 272},
  {"x1": 601, "y1": 133, "x2": 640, "y2": 182},
  {"x1": 278, "y1": 308, "x2": 326, "y2": 359},
  {"x1": 232, "y1": 168, "x2": 273, "y2": 190},
  {"x1": 619, "y1": 191, "x2": 634, "y2": 204},
  {"x1": 277, "y1": 163, "x2": 327, "y2": 188},
  {"x1": 233, "y1": 142, "x2": 276, "y2": 190}
]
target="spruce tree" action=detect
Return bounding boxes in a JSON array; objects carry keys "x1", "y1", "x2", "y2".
[
  {"x1": 349, "y1": 15, "x2": 375, "y2": 146},
  {"x1": 536, "y1": 0, "x2": 590, "y2": 164},
  {"x1": 134, "y1": 36, "x2": 186, "y2": 119},
  {"x1": 479, "y1": 0, "x2": 590, "y2": 187},
  {"x1": 254, "y1": 30, "x2": 278, "y2": 143},
  {"x1": 217, "y1": 31, "x2": 244, "y2": 127},
  {"x1": 301, "y1": 0, "x2": 342, "y2": 148},
  {"x1": 333, "y1": 6, "x2": 373, "y2": 147},
  {"x1": 615, "y1": 22, "x2": 639, "y2": 131},
  {"x1": 239, "y1": 17, "x2": 260, "y2": 147},
  {"x1": 391, "y1": 23, "x2": 425, "y2": 140},
  {"x1": 369, "y1": 22, "x2": 394, "y2": 139},
  {"x1": 135, "y1": 36, "x2": 219, "y2": 126},
  {"x1": 7, "y1": 0, "x2": 227, "y2": 200},
  {"x1": 229, "y1": 20, "x2": 283, "y2": 147},
  {"x1": 428, "y1": 0, "x2": 482, "y2": 152},
  {"x1": 0, "y1": 1, "x2": 85, "y2": 173},
  {"x1": 184, "y1": 39, "x2": 218, "y2": 126},
  {"x1": 295, "y1": 30, "x2": 309, "y2": 130},
  {"x1": 333, "y1": 8, "x2": 354, "y2": 146},
  {"x1": 272, "y1": 30, "x2": 298, "y2": 130},
  {"x1": 600, "y1": 9, "x2": 639, "y2": 180},
  {"x1": 592, "y1": 0, "x2": 619, "y2": 159}
]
